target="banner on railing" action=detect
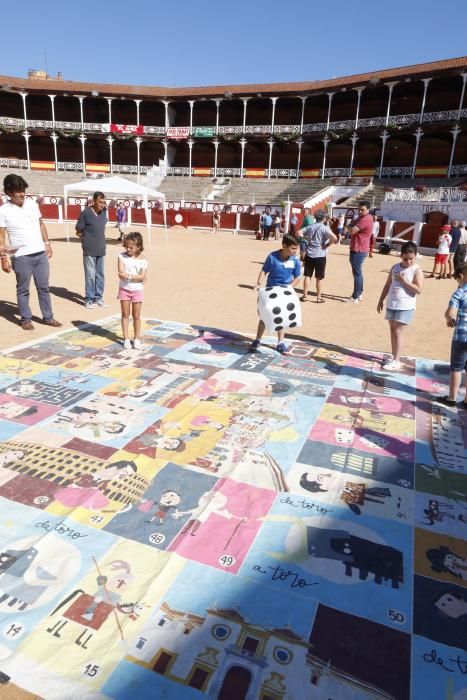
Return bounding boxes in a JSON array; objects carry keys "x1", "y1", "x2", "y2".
[
  {"x1": 193, "y1": 127, "x2": 215, "y2": 138},
  {"x1": 166, "y1": 127, "x2": 190, "y2": 140},
  {"x1": 101, "y1": 124, "x2": 144, "y2": 135}
]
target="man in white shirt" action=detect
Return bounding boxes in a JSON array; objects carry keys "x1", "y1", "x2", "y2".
[
  {"x1": 370, "y1": 214, "x2": 380, "y2": 258},
  {"x1": 0, "y1": 174, "x2": 62, "y2": 330}
]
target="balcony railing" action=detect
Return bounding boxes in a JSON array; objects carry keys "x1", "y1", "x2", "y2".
[
  {"x1": 385, "y1": 187, "x2": 467, "y2": 202},
  {"x1": 1, "y1": 107, "x2": 466, "y2": 138}
]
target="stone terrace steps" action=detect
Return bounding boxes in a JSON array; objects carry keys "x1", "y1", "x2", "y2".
[{"x1": 341, "y1": 177, "x2": 464, "y2": 209}]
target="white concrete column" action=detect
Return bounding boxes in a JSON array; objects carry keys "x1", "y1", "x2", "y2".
[
  {"x1": 267, "y1": 138, "x2": 274, "y2": 178},
  {"x1": 107, "y1": 135, "x2": 113, "y2": 173},
  {"x1": 215, "y1": 99, "x2": 221, "y2": 134},
  {"x1": 270, "y1": 97, "x2": 278, "y2": 133},
  {"x1": 135, "y1": 136, "x2": 141, "y2": 179},
  {"x1": 384, "y1": 82, "x2": 398, "y2": 126},
  {"x1": 134, "y1": 99, "x2": 141, "y2": 125},
  {"x1": 378, "y1": 129, "x2": 389, "y2": 177},
  {"x1": 448, "y1": 125, "x2": 461, "y2": 177},
  {"x1": 188, "y1": 138, "x2": 193, "y2": 176},
  {"x1": 23, "y1": 131, "x2": 30, "y2": 169},
  {"x1": 296, "y1": 137, "x2": 304, "y2": 178},
  {"x1": 419, "y1": 78, "x2": 431, "y2": 123},
  {"x1": 51, "y1": 132, "x2": 58, "y2": 170},
  {"x1": 354, "y1": 87, "x2": 364, "y2": 129},
  {"x1": 79, "y1": 135, "x2": 86, "y2": 172},
  {"x1": 299, "y1": 96, "x2": 307, "y2": 133},
  {"x1": 349, "y1": 132, "x2": 359, "y2": 174},
  {"x1": 241, "y1": 98, "x2": 250, "y2": 132},
  {"x1": 457, "y1": 73, "x2": 467, "y2": 120},
  {"x1": 240, "y1": 138, "x2": 246, "y2": 178},
  {"x1": 107, "y1": 97, "x2": 114, "y2": 124},
  {"x1": 20, "y1": 92, "x2": 28, "y2": 128},
  {"x1": 188, "y1": 100, "x2": 195, "y2": 133},
  {"x1": 321, "y1": 135, "x2": 330, "y2": 177},
  {"x1": 326, "y1": 92, "x2": 334, "y2": 131},
  {"x1": 163, "y1": 100, "x2": 170, "y2": 129},
  {"x1": 76, "y1": 96, "x2": 84, "y2": 130},
  {"x1": 213, "y1": 139, "x2": 219, "y2": 176},
  {"x1": 162, "y1": 139, "x2": 168, "y2": 161},
  {"x1": 412, "y1": 127, "x2": 423, "y2": 177},
  {"x1": 48, "y1": 94, "x2": 56, "y2": 127}
]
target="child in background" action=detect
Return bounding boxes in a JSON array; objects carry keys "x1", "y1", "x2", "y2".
[
  {"x1": 249, "y1": 234, "x2": 301, "y2": 354},
  {"x1": 117, "y1": 232, "x2": 148, "y2": 350},
  {"x1": 377, "y1": 241, "x2": 423, "y2": 371},
  {"x1": 429, "y1": 225, "x2": 452, "y2": 279},
  {"x1": 438, "y1": 262, "x2": 467, "y2": 407}
]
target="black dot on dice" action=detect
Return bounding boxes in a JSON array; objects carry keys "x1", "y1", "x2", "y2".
[
  {"x1": 286, "y1": 303, "x2": 295, "y2": 311},
  {"x1": 284, "y1": 290, "x2": 292, "y2": 296},
  {"x1": 274, "y1": 317, "x2": 283, "y2": 324},
  {"x1": 275, "y1": 325, "x2": 283, "y2": 330},
  {"x1": 289, "y1": 313, "x2": 296, "y2": 320},
  {"x1": 289, "y1": 322, "x2": 297, "y2": 328},
  {"x1": 269, "y1": 293, "x2": 277, "y2": 299},
  {"x1": 272, "y1": 306, "x2": 281, "y2": 314}
]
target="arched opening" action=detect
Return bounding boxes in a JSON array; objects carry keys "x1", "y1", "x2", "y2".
[
  {"x1": 193, "y1": 100, "x2": 216, "y2": 127},
  {"x1": 57, "y1": 136, "x2": 81, "y2": 164},
  {"x1": 275, "y1": 97, "x2": 301, "y2": 125},
  {"x1": 246, "y1": 98, "x2": 272, "y2": 127},
  {"x1": 330, "y1": 89, "x2": 358, "y2": 123},
  {"x1": 217, "y1": 666, "x2": 252, "y2": 700},
  {"x1": 28, "y1": 135, "x2": 54, "y2": 162},
  {"x1": 169, "y1": 101, "x2": 189, "y2": 127},
  {"x1": 140, "y1": 100, "x2": 165, "y2": 127},
  {"x1": 85, "y1": 136, "x2": 109, "y2": 165},
  {"x1": 54, "y1": 96, "x2": 81, "y2": 123},
  {"x1": 192, "y1": 142, "x2": 214, "y2": 168},
  {"x1": 417, "y1": 131, "x2": 451, "y2": 166},
  {"x1": 359, "y1": 85, "x2": 390, "y2": 120},
  {"x1": 83, "y1": 97, "x2": 108, "y2": 124},
  {"x1": 218, "y1": 142, "x2": 241, "y2": 169},
  {"x1": 304, "y1": 94, "x2": 328, "y2": 126},
  {"x1": 112, "y1": 139, "x2": 137, "y2": 166},
  {"x1": 353, "y1": 137, "x2": 382, "y2": 170},
  {"x1": 271, "y1": 140, "x2": 298, "y2": 170},
  {"x1": 219, "y1": 98, "x2": 244, "y2": 127},
  {"x1": 244, "y1": 141, "x2": 269, "y2": 169},
  {"x1": 383, "y1": 135, "x2": 415, "y2": 167},
  {"x1": 0, "y1": 133, "x2": 27, "y2": 160},
  {"x1": 112, "y1": 98, "x2": 137, "y2": 124},
  {"x1": 452, "y1": 132, "x2": 467, "y2": 168},
  {"x1": 140, "y1": 140, "x2": 165, "y2": 167},
  {"x1": 26, "y1": 94, "x2": 52, "y2": 121},
  {"x1": 0, "y1": 91, "x2": 23, "y2": 119},
  {"x1": 391, "y1": 81, "x2": 424, "y2": 117},
  {"x1": 326, "y1": 139, "x2": 352, "y2": 169},
  {"x1": 425, "y1": 75, "x2": 463, "y2": 113},
  {"x1": 300, "y1": 141, "x2": 323, "y2": 170},
  {"x1": 171, "y1": 141, "x2": 189, "y2": 167}
]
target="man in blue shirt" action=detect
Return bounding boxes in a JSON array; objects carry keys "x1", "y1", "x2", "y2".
[
  {"x1": 249, "y1": 234, "x2": 301, "y2": 354},
  {"x1": 263, "y1": 212, "x2": 273, "y2": 241},
  {"x1": 439, "y1": 262, "x2": 467, "y2": 406}
]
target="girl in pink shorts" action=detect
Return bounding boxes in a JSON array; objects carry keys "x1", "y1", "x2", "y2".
[{"x1": 117, "y1": 232, "x2": 148, "y2": 350}]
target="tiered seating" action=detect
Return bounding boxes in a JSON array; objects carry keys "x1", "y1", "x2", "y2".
[
  {"x1": 223, "y1": 178, "x2": 328, "y2": 204},
  {"x1": 0, "y1": 169, "x2": 98, "y2": 195},
  {"x1": 342, "y1": 178, "x2": 464, "y2": 209}
]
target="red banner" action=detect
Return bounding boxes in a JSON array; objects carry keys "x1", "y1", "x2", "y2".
[{"x1": 102, "y1": 124, "x2": 144, "y2": 135}]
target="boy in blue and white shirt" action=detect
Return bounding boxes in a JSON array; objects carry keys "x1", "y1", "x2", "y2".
[
  {"x1": 439, "y1": 262, "x2": 467, "y2": 407},
  {"x1": 249, "y1": 234, "x2": 301, "y2": 354}
]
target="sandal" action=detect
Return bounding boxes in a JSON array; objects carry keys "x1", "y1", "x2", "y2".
[
  {"x1": 316, "y1": 298, "x2": 325, "y2": 303},
  {"x1": 300, "y1": 296, "x2": 307, "y2": 302}
]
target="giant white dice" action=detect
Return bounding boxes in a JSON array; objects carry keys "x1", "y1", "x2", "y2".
[{"x1": 257, "y1": 285, "x2": 302, "y2": 333}]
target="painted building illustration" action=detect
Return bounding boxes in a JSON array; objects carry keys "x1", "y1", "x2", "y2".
[{"x1": 126, "y1": 602, "x2": 395, "y2": 699}]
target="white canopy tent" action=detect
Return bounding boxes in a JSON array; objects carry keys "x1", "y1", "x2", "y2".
[{"x1": 63, "y1": 175, "x2": 167, "y2": 244}]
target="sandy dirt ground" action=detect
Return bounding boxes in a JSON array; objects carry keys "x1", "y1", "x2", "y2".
[
  {"x1": 0, "y1": 222, "x2": 452, "y2": 700},
  {"x1": 0, "y1": 222, "x2": 451, "y2": 360}
]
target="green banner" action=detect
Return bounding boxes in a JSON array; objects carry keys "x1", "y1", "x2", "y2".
[{"x1": 193, "y1": 126, "x2": 215, "y2": 138}]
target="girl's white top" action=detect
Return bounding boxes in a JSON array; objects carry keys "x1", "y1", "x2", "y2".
[
  {"x1": 118, "y1": 252, "x2": 148, "y2": 291},
  {"x1": 387, "y1": 262, "x2": 420, "y2": 310}
]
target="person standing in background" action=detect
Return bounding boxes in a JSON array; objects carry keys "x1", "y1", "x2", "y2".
[{"x1": 76, "y1": 191, "x2": 108, "y2": 310}]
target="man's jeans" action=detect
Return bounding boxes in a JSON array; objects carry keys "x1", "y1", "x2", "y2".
[
  {"x1": 83, "y1": 255, "x2": 105, "y2": 303},
  {"x1": 349, "y1": 251, "x2": 368, "y2": 299},
  {"x1": 12, "y1": 251, "x2": 53, "y2": 322}
]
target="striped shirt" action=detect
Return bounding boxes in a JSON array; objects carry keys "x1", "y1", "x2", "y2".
[{"x1": 449, "y1": 285, "x2": 467, "y2": 342}]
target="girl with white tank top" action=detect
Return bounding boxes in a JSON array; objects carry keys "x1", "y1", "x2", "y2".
[{"x1": 377, "y1": 243, "x2": 424, "y2": 371}]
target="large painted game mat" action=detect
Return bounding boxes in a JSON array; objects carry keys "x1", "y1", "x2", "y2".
[{"x1": 0, "y1": 317, "x2": 465, "y2": 700}]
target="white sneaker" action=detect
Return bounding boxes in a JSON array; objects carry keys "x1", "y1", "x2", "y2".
[
  {"x1": 358, "y1": 295, "x2": 363, "y2": 301},
  {"x1": 381, "y1": 357, "x2": 393, "y2": 367},
  {"x1": 383, "y1": 359, "x2": 401, "y2": 371},
  {"x1": 133, "y1": 338, "x2": 142, "y2": 349},
  {"x1": 85, "y1": 301, "x2": 96, "y2": 310},
  {"x1": 345, "y1": 297, "x2": 359, "y2": 304},
  {"x1": 123, "y1": 339, "x2": 132, "y2": 350},
  {"x1": 95, "y1": 300, "x2": 109, "y2": 308}
]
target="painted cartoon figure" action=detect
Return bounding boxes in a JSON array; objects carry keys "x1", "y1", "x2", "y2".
[
  {"x1": 422, "y1": 499, "x2": 466, "y2": 526},
  {"x1": 0, "y1": 401, "x2": 38, "y2": 420},
  {"x1": 145, "y1": 490, "x2": 181, "y2": 525},
  {"x1": 300, "y1": 473, "x2": 392, "y2": 516},
  {"x1": 54, "y1": 406, "x2": 125, "y2": 439},
  {"x1": 426, "y1": 546, "x2": 467, "y2": 581},
  {"x1": 53, "y1": 460, "x2": 137, "y2": 511},
  {"x1": 172, "y1": 491, "x2": 245, "y2": 539},
  {"x1": 434, "y1": 590, "x2": 467, "y2": 618},
  {"x1": 0, "y1": 449, "x2": 26, "y2": 468}
]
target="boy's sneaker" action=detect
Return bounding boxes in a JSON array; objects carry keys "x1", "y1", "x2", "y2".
[
  {"x1": 123, "y1": 339, "x2": 132, "y2": 350},
  {"x1": 133, "y1": 338, "x2": 142, "y2": 349},
  {"x1": 95, "y1": 300, "x2": 109, "y2": 308},
  {"x1": 381, "y1": 356, "x2": 393, "y2": 367},
  {"x1": 249, "y1": 339, "x2": 261, "y2": 352},
  {"x1": 276, "y1": 342, "x2": 289, "y2": 354},
  {"x1": 85, "y1": 301, "x2": 96, "y2": 309},
  {"x1": 345, "y1": 297, "x2": 359, "y2": 304},
  {"x1": 383, "y1": 359, "x2": 401, "y2": 371}
]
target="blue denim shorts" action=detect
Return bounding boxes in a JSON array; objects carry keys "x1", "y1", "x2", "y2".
[
  {"x1": 385, "y1": 308, "x2": 414, "y2": 325},
  {"x1": 450, "y1": 340, "x2": 467, "y2": 372}
]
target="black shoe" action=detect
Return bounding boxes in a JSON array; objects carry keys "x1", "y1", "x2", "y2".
[{"x1": 437, "y1": 395, "x2": 457, "y2": 407}]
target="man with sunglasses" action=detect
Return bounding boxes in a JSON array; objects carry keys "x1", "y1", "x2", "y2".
[{"x1": 346, "y1": 200, "x2": 374, "y2": 303}]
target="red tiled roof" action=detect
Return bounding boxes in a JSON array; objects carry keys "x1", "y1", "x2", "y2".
[{"x1": 1, "y1": 57, "x2": 466, "y2": 100}]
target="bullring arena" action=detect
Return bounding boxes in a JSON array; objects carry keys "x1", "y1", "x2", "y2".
[{"x1": 0, "y1": 55, "x2": 466, "y2": 700}]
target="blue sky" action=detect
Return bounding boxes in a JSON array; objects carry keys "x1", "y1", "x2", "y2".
[{"x1": 3, "y1": 0, "x2": 466, "y2": 87}]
